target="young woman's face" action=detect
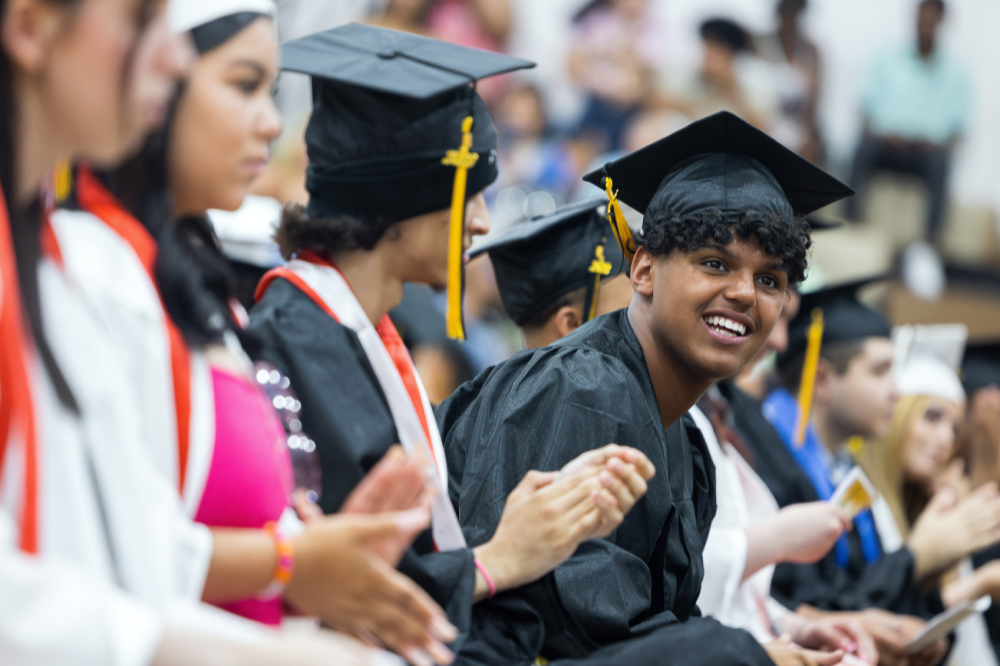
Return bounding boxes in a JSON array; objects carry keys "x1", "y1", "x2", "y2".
[
  {"x1": 38, "y1": 0, "x2": 189, "y2": 164},
  {"x1": 904, "y1": 397, "x2": 963, "y2": 489},
  {"x1": 169, "y1": 17, "x2": 281, "y2": 216},
  {"x1": 641, "y1": 237, "x2": 788, "y2": 381}
]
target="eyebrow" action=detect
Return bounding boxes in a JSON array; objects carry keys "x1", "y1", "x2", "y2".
[
  {"x1": 228, "y1": 60, "x2": 268, "y2": 77},
  {"x1": 703, "y1": 242, "x2": 786, "y2": 272}
]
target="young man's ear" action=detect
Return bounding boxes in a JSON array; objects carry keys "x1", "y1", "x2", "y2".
[
  {"x1": 630, "y1": 247, "x2": 654, "y2": 298},
  {"x1": 553, "y1": 305, "x2": 584, "y2": 339},
  {"x1": 2, "y1": 0, "x2": 64, "y2": 73},
  {"x1": 812, "y1": 357, "x2": 837, "y2": 407}
]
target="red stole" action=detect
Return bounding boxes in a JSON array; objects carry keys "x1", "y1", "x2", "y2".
[
  {"x1": 0, "y1": 183, "x2": 39, "y2": 553},
  {"x1": 74, "y1": 166, "x2": 194, "y2": 492},
  {"x1": 255, "y1": 252, "x2": 438, "y2": 469}
]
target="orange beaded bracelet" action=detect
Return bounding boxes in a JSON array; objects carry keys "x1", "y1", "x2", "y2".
[{"x1": 258, "y1": 520, "x2": 295, "y2": 600}]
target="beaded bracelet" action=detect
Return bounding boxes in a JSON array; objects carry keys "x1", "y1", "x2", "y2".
[
  {"x1": 474, "y1": 557, "x2": 496, "y2": 599},
  {"x1": 258, "y1": 520, "x2": 295, "y2": 600}
]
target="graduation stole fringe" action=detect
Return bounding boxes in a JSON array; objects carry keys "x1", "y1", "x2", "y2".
[
  {"x1": 603, "y1": 175, "x2": 635, "y2": 263},
  {"x1": 585, "y1": 242, "x2": 612, "y2": 322},
  {"x1": 441, "y1": 116, "x2": 479, "y2": 341},
  {"x1": 795, "y1": 308, "x2": 824, "y2": 448}
]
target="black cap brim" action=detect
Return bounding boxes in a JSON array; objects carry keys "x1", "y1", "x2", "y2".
[
  {"x1": 282, "y1": 23, "x2": 534, "y2": 99},
  {"x1": 581, "y1": 111, "x2": 854, "y2": 217}
]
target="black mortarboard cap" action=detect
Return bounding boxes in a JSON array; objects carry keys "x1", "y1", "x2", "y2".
[
  {"x1": 779, "y1": 274, "x2": 893, "y2": 369},
  {"x1": 581, "y1": 111, "x2": 854, "y2": 233},
  {"x1": 283, "y1": 24, "x2": 534, "y2": 340},
  {"x1": 962, "y1": 341, "x2": 1000, "y2": 395},
  {"x1": 470, "y1": 199, "x2": 625, "y2": 326},
  {"x1": 283, "y1": 23, "x2": 533, "y2": 222}
]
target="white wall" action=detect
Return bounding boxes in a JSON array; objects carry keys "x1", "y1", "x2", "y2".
[{"x1": 507, "y1": 0, "x2": 1000, "y2": 213}]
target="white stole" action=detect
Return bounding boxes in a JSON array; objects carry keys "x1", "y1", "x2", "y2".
[{"x1": 285, "y1": 259, "x2": 466, "y2": 551}]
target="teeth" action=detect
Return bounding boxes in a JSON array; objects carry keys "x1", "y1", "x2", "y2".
[{"x1": 705, "y1": 316, "x2": 747, "y2": 336}]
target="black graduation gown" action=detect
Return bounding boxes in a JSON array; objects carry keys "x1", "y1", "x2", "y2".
[
  {"x1": 250, "y1": 277, "x2": 491, "y2": 655},
  {"x1": 719, "y1": 380, "x2": 944, "y2": 618},
  {"x1": 973, "y1": 545, "x2": 1000, "y2": 658},
  {"x1": 436, "y1": 310, "x2": 773, "y2": 665}
]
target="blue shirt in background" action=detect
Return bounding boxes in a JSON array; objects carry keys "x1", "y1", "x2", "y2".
[{"x1": 862, "y1": 46, "x2": 970, "y2": 144}]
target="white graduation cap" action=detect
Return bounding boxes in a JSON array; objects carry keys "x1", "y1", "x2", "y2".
[
  {"x1": 169, "y1": 0, "x2": 276, "y2": 34},
  {"x1": 893, "y1": 324, "x2": 968, "y2": 403}
]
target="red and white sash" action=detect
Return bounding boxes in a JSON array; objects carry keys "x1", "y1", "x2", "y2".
[{"x1": 257, "y1": 254, "x2": 466, "y2": 551}]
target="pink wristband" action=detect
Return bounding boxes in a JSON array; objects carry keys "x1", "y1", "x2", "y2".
[{"x1": 474, "y1": 558, "x2": 496, "y2": 599}]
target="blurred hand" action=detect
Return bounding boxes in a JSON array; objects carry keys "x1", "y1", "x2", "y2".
[
  {"x1": 772, "y1": 502, "x2": 851, "y2": 564},
  {"x1": 848, "y1": 608, "x2": 947, "y2": 666},
  {"x1": 339, "y1": 445, "x2": 435, "y2": 564},
  {"x1": 909, "y1": 482, "x2": 1000, "y2": 579},
  {"x1": 559, "y1": 444, "x2": 656, "y2": 537},
  {"x1": 932, "y1": 459, "x2": 970, "y2": 500},
  {"x1": 285, "y1": 510, "x2": 457, "y2": 666},
  {"x1": 779, "y1": 615, "x2": 877, "y2": 666},
  {"x1": 764, "y1": 636, "x2": 844, "y2": 666}
]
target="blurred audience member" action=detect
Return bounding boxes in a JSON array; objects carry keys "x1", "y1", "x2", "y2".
[
  {"x1": 568, "y1": 0, "x2": 668, "y2": 152},
  {"x1": 756, "y1": 0, "x2": 824, "y2": 163},
  {"x1": 662, "y1": 18, "x2": 770, "y2": 130},
  {"x1": 494, "y1": 82, "x2": 580, "y2": 198},
  {"x1": 367, "y1": 0, "x2": 513, "y2": 101},
  {"x1": 845, "y1": 0, "x2": 969, "y2": 248}
]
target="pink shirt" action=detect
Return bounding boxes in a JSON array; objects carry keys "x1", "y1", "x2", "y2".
[{"x1": 195, "y1": 367, "x2": 294, "y2": 625}]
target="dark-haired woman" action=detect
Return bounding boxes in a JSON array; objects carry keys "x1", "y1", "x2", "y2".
[{"x1": 51, "y1": 4, "x2": 464, "y2": 665}]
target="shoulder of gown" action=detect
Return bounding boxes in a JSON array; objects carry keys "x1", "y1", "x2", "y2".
[{"x1": 249, "y1": 277, "x2": 399, "y2": 513}]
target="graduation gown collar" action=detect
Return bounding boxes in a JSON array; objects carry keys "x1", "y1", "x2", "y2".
[{"x1": 256, "y1": 253, "x2": 466, "y2": 551}]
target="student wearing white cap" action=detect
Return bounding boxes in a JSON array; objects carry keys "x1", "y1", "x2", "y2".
[{"x1": 861, "y1": 326, "x2": 1000, "y2": 666}]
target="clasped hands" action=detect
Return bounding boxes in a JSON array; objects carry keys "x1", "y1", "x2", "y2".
[{"x1": 285, "y1": 443, "x2": 654, "y2": 666}]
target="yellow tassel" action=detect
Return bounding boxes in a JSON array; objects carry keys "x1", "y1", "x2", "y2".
[
  {"x1": 603, "y1": 176, "x2": 636, "y2": 263},
  {"x1": 441, "y1": 116, "x2": 480, "y2": 341},
  {"x1": 586, "y1": 243, "x2": 612, "y2": 321},
  {"x1": 795, "y1": 308, "x2": 824, "y2": 448},
  {"x1": 52, "y1": 161, "x2": 72, "y2": 203},
  {"x1": 847, "y1": 435, "x2": 865, "y2": 458}
]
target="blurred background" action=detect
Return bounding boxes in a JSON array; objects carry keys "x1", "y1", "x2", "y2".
[{"x1": 212, "y1": 0, "x2": 1000, "y2": 403}]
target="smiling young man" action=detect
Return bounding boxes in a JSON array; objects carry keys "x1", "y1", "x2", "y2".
[{"x1": 437, "y1": 112, "x2": 856, "y2": 665}]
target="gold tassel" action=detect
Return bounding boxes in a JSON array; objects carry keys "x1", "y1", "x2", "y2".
[
  {"x1": 795, "y1": 308, "x2": 824, "y2": 448},
  {"x1": 52, "y1": 161, "x2": 72, "y2": 203},
  {"x1": 847, "y1": 435, "x2": 865, "y2": 458},
  {"x1": 603, "y1": 176, "x2": 636, "y2": 262},
  {"x1": 441, "y1": 116, "x2": 480, "y2": 340},
  {"x1": 586, "y1": 243, "x2": 612, "y2": 321}
]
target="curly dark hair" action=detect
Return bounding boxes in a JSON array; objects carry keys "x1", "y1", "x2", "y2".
[
  {"x1": 275, "y1": 203, "x2": 400, "y2": 261},
  {"x1": 638, "y1": 209, "x2": 812, "y2": 285}
]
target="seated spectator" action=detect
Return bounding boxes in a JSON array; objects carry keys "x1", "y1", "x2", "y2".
[
  {"x1": 568, "y1": 0, "x2": 668, "y2": 152},
  {"x1": 660, "y1": 17, "x2": 772, "y2": 131},
  {"x1": 756, "y1": 0, "x2": 824, "y2": 163},
  {"x1": 367, "y1": 0, "x2": 512, "y2": 102},
  {"x1": 845, "y1": 0, "x2": 970, "y2": 248}
]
